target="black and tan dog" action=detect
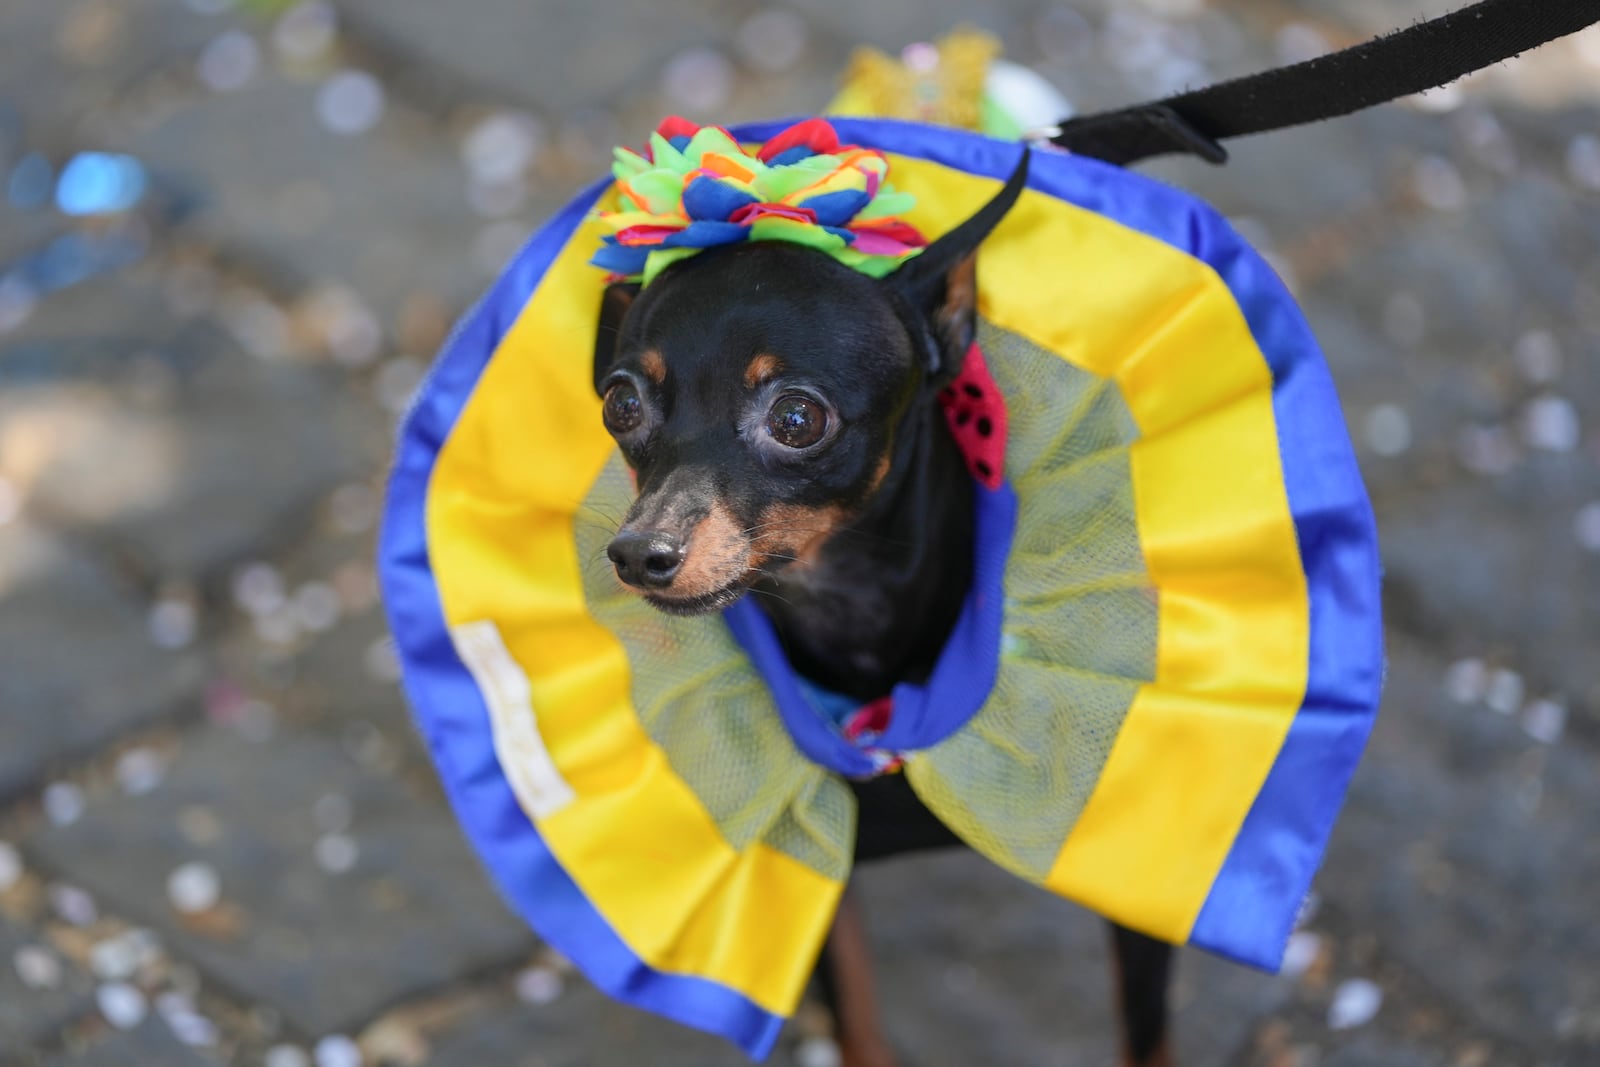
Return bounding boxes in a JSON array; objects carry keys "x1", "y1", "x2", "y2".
[{"x1": 591, "y1": 154, "x2": 1175, "y2": 1067}]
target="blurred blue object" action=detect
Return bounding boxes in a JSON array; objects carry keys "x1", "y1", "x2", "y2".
[
  {"x1": 55, "y1": 152, "x2": 148, "y2": 216},
  {"x1": 7, "y1": 152, "x2": 52, "y2": 210}
]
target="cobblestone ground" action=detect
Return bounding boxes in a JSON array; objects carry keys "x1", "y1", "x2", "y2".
[{"x1": 2, "y1": 1, "x2": 1598, "y2": 1065}]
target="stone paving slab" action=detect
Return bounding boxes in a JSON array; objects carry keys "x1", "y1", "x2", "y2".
[
  {"x1": 336, "y1": 0, "x2": 751, "y2": 116},
  {"x1": 1313, "y1": 640, "x2": 1600, "y2": 1056},
  {"x1": 105, "y1": 71, "x2": 538, "y2": 323},
  {"x1": 23, "y1": 726, "x2": 534, "y2": 1038},
  {"x1": 425, "y1": 982, "x2": 802, "y2": 1067},
  {"x1": 0, "y1": 549, "x2": 202, "y2": 803},
  {"x1": 40, "y1": 1017, "x2": 216, "y2": 1067},
  {"x1": 0, "y1": 270, "x2": 376, "y2": 583},
  {"x1": 0, "y1": 0, "x2": 231, "y2": 148},
  {"x1": 0, "y1": 917, "x2": 95, "y2": 1060},
  {"x1": 852, "y1": 848, "x2": 1291, "y2": 1066}
]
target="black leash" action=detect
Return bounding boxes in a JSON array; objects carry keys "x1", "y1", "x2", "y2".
[{"x1": 1049, "y1": 0, "x2": 1600, "y2": 166}]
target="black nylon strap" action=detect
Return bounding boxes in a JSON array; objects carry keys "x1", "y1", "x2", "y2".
[{"x1": 1050, "y1": 0, "x2": 1600, "y2": 165}]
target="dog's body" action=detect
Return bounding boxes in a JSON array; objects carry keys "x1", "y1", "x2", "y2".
[{"x1": 592, "y1": 157, "x2": 1175, "y2": 1066}]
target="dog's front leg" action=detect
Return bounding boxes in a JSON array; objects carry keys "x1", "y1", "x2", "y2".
[
  {"x1": 1108, "y1": 921, "x2": 1175, "y2": 1067},
  {"x1": 817, "y1": 889, "x2": 899, "y2": 1067}
]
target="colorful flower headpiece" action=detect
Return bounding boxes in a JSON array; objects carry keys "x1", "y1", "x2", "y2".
[{"x1": 591, "y1": 117, "x2": 927, "y2": 285}]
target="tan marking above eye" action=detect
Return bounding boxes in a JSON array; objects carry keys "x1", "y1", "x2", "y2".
[
  {"x1": 867, "y1": 455, "x2": 891, "y2": 494},
  {"x1": 744, "y1": 353, "x2": 784, "y2": 389},
  {"x1": 639, "y1": 349, "x2": 666, "y2": 384}
]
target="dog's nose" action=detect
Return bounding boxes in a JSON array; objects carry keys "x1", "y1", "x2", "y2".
[{"x1": 607, "y1": 531, "x2": 685, "y2": 589}]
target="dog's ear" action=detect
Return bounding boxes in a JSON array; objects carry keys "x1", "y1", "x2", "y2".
[
  {"x1": 884, "y1": 148, "x2": 1029, "y2": 383},
  {"x1": 594, "y1": 281, "x2": 641, "y2": 394}
]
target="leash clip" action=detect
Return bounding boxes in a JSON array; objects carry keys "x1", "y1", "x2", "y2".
[{"x1": 1050, "y1": 103, "x2": 1228, "y2": 166}]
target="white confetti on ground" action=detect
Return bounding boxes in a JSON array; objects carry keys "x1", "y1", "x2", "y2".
[
  {"x1": 1567, "y1": 134, "x2": 1600, "y2": 191},
  {"x1": 514, "y1": 965, "x2": 564, "y2": 1006},
  {"x1": 292, "y1": 582, "x2": 342, "y2": 633},
  {"x1": 13, "y1": 946, "x2": 63, "y2": 990},
  {"x1": 149, "y1": 598, "x2": 198, "y2": 649},
  {"x1": 661, "y1": 47, "x2": 734, "y2": 113},
  {"x1": 273, "y1": 1, "x2": 338, "y2": 64},
  {"x1": 735, "y1": 9, "x2": 809, "y2": 73},
  {"x1": 1413, "y1": 155, "x2": 1467, "y2": 211},
  {"x1": 795, "y1": 1036, "x2": 843, "y2": 1067},
  {"x1": 42, "y1": 781, "x2": 86, "y2": 826},
  {"x1": 89, "y1": 934, "x2": 142, "y2": 981},
  {"x1": 1521, "y1": 699, "x2": 1567, "y2": 745},
  {"x1": 97, "y1": 982, "x2": 149, "y2": 1030},
  {"x1": 1364, "y1": 404, "x2": 1412, "y2": 457},
  {"x1": 1281, "y1": 931, "x2": 1322, "y2": 979},
  {"x1": 115, "y1": 747, "x2": 168, "y2": 796},
  {"x1": 197, "y1": 31, "x2": 260, "y2": 92},
  {"x1": 316, "y1": 71, "x2": 386, "y2": 136},
  {"x1": 314, "y1": 834, "x2": 359, "y2": 875},
  {"x1": 461, "y1": 112, "x2": 544, "y2": 184},
  {"x1": 1455, "y1": 424, "x2": 1517, "y2": 476},
  {"x1": 313, "y1": 1033, "x2": 363, "y2": 1067},
  {"x1": 1513, "y1": 329, "x2": 1563, "y2": 384},
  {"x1": 1485, "y1": 669, "x2": 1524, "y2": 715},
  {"x1": 1575, "y1": 502, "x2": 1600, "y2": 553},
  {"x1": 0, "y1": 841, "x2": 22, "y2": 892},
  {"x1": 0, "y1": 476, "x2": 19, "y2": 525},
  {"x1": 157, "y1": 991, "x2": 219, "y2": 1046},
  {"x1": 1444, "y1": 658, "x2": 1487, "y2": 703},
  {"x1": 364, "y1": 637, "x2": 402, "y2": 684},
  {"x1": 234, "y1": 562, "x2": 287, "y2": 617},
  {"x1": 167, "y1": 862, "x2": 222, "y2": 914},
  {"x1": 1521, "y1": 395, "x2": 1581, "y2": 452},
  {"x1": 1327, "y1": 977, "x2": 1383, "y2": 1030},
  {"x1": 50, "y1": 883, "x2": 98, "y2": 926}
]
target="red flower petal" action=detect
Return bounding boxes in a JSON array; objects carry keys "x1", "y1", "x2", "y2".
[
  {"x1": 729, "y1": 202, "x2": 818, "y2": 225},
  {"x1": 756, "y1": 118, "x2": 842, "y2": 163},
  {"x1": 853, "y1": 219, "x2": 928, "y2": 247},
  {"x1": 654, "y1": 115, "x2": 701, "y2": 141},
  {"x1": 614, "y1": 224, "x2": 684, "y2": 247}
]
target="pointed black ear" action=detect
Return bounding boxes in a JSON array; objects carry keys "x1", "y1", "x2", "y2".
[
  {"x1": 594, "y1": 281, "x2": 641, "y2": 394},
  {"x1": 885, "y1": 148, "x2": 1029, "y2": 382}
]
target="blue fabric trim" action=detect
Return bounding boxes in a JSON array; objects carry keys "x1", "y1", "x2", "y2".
[
  {"x1": 725, "y1": 119, "x2": 1381, "y2": 970},
  {"x1": 722, "y1": 483, "x2": 1018, "y2": 777},
  {"x1": 378, "y1": 176, "x2": 783, "y2": 1060}
]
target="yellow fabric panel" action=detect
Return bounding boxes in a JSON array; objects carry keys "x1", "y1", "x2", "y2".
[
  {"x1": 885, "y1": 155, "x2": 1309, "y2": 942},
  {"x1": 427, "y1": 209, "x2": 840, "y2": 1015}
]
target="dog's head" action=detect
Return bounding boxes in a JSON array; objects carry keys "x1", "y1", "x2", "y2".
[{"x1": 592, "y1": 152, "x2": 1027, "y2": 615}]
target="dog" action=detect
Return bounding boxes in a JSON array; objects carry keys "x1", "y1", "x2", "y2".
[{"x1": 590, "y1": 152, "x2": 1176, "y2": 1067}]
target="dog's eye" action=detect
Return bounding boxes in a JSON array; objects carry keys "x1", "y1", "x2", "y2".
[
  {"x1": 766, "y1": 394, "x2": 826, "y2": 449},
  {"x1": 603, "y1": 381, "x2": 643, "y2": 434}
]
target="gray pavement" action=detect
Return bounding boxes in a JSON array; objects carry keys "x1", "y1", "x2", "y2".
[{"x1": 1, "y1": 1, "x2": 1597, "y2": 1065}]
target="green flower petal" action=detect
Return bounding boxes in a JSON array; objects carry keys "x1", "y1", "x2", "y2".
[
  {"x1": 648, "y1": 132, "x2": 689, "y2": 174},
  {"x1": 641, "y1": 247, "x2": 699, "y2": 286},
  {"x1": 854, "y1": 188, "x2": 917, "y2": 221},
  {"x1": 629, "y1": 170, "x2": 685, "y2": 215}
]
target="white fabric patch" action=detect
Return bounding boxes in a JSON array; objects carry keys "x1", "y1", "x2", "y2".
[{"x1": 450, "y1": 620, "x2": 575, "y2": 820}]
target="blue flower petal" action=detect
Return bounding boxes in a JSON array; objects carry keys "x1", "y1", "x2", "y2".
[
  {"x1": 765, "y1": 146, "x2": 816, "y2": 167},
  {"x1": 681, "y1": 175, "x2": 758, "y2": 222},
  {"x1": 591, "y1": 244, "x2": 650, "y2": 273},
  {"x1": 798, "y1": 189, "x2": 872, "y2": 227},
  {"x1": 661, "y1": 220, "x2": 750, "y2": 248}
]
